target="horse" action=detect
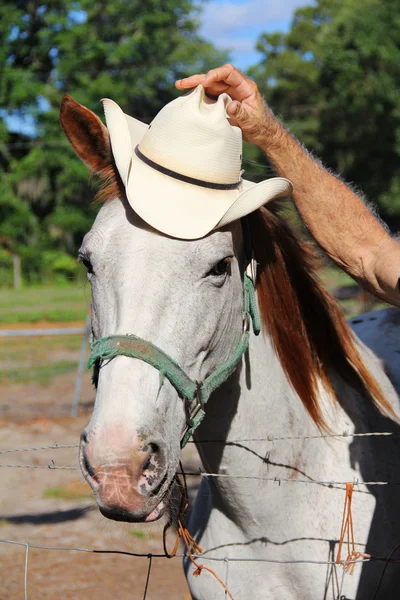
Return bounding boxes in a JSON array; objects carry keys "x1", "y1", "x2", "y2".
[{"x1": 61, "y1": 95, "x2": 400, "y2": 599}]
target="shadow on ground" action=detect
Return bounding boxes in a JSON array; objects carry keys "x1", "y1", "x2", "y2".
[{"x1": 0, "y1": 506, "x2": 93, "y2": 525}]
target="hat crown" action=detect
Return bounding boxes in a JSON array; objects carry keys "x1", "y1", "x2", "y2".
[{"x1": 139, "y1": 86, "x2": 242, "y2": 185}]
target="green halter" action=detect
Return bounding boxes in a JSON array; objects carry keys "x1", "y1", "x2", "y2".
[{"x1": 88, "y1": 267, "x2": 260, "y2": 448}]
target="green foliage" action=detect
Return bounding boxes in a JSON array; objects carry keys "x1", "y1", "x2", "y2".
[
  {"x1": 0, "y1": 0, "x2": 228, "y2": 285},
  {"x1": 249, "y1": 0, "x2": 400, "y2": 229}
]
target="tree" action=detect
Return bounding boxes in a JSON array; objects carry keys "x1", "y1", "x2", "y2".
[
  {"x1": 0, "y1": 0, "x2": 228, "y2": 283},
  {"x1": 249, "y1": 0, "x2": 400, "y2": 229}
]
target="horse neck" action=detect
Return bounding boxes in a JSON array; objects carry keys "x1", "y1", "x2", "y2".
[
  {"x1": 193, "y1": 329, "x2": 337, "y2": 523},
  {"x1": 194, "y1": 329, "x2": 320, "y2": 465}
]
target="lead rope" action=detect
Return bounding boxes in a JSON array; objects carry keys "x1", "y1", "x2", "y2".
[
  {"x1": 163, "y1": 469, "x2": 235, "y2": 599},
  {"x1": 336, "y1": 482, "x2": 371, "y2": 574}
]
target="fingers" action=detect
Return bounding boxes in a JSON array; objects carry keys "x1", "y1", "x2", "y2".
[
  {"x1": 202, "y1": 64, "x2": 245, "y2": 90},
  {"x1": 175, "y1": 74, "x2": 205, "y2": 90},
  {"x1": 226, "y1": 100, "x2": 250, "y2": 126},
  {"x1": 175, "y1": 64, "x2": 252, "y2": 101}
]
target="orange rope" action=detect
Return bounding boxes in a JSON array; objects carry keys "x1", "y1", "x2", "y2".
[
  {"x1": 163, "y1": 474, "x2": 235, "y2": 599},
  {"x1": 336, "y1": 482, "x2": 370, "y2": 573}
]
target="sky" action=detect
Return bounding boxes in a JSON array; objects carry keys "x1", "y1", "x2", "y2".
[{"x1": 199, "y1": 0, "x2": 313, "y2": 70}]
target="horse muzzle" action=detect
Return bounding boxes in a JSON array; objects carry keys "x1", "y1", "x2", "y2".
[{"x1": 79, "y1": 428, "x2": 171, "y2": 522}]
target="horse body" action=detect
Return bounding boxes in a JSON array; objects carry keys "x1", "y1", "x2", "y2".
[
  {"x1": 187, "y1": 328, "x2": 400, "y2": 599},
  {"x1": 60, "y1": 96, "x2": 400, "y2": 599}
]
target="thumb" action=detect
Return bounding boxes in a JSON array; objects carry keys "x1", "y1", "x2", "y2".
[{"x1": 227, "y1": 100, "x2": 249, "y2": 124}]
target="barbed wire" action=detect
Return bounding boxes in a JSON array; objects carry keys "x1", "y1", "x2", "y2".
[
  {"x1": 0, "y1": 430, "x2": 396, "y2": 457},
  {"x1": 177, "y1": 472, "x2": 399, "y2": 489},
  {"x1": 189, "y1": 431, "x2": 398, "y2": 444},
  {"x1": 0, "y1": 444, "x2": 78, "y2": 455},
  {"x1": 0, "y1": 537, "x2": 392, "y2": 566},
  {"x1": 3, "y1": 535, "x2": 400, "y2": 600},
  {"x1": 0, "y1": 463, "x2": 79, "y2": 470},
  {"x1": 0, "y1": 460, "x2": 397, "y2": 489}
]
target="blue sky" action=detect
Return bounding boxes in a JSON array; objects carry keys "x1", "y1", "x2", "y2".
[{"x1": 199, "y1": 0, "x2": 313, "y2": 70}]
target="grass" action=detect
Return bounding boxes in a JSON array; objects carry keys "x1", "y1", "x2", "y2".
[
  {"x1": 0, "y1": 281, "x2": 90, "y2": 325},
  {"x1": 0, "y1": 334, "x2": 82, "y2": 362},
  {"x1": 0, "y1": 282, "x2": 90, "y2": 386},
  {"x1": 43, "y1": 481, "x2": 93, "y2": 501},
  {"x1": 129, "y1": 529, "x2": 147, "y2": 539},
  {"x1": 0, "y1": 360, "x2": 79, "y2": 385},
  {"x1": 0, "y1": 334, "x2": 86, "y2": 386}
]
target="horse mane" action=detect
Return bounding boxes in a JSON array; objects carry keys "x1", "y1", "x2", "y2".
[
  {"x1": 247, "y1": 205, "x2": 395, "y2": 429},
  {"x1": 93, "y1": 157, "x2": 123, "y2": 205},
  {"x1": 94, "y1": 165, "x2": 394, "y2": 429}
]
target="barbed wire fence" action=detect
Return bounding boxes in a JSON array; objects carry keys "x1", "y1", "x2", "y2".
[
  {"x1": 0, "y1": 148, "x2": 394, "y2": 597},
  {"x1": 2, "y1": 430, "x2": 400, "y2": 599}
]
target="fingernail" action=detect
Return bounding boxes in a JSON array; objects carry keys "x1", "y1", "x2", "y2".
[{"x1": 230, "y1": 103, "x2": 238, "y2": 115}]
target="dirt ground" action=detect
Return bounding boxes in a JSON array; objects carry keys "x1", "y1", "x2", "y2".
[{"x1": 0, "y1": 368, "x2": 201, "y2": 599}]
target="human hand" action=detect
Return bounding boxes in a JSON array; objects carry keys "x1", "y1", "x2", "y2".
[{"x1": 175, "y1": 64, "x2": 276, "y2": 146}]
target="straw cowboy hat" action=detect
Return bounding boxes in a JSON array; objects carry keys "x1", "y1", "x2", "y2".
[{"x1": 102, "y1": 85, "x2": 292, "y2": 240}]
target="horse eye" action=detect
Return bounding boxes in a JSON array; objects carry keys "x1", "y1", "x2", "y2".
[
  {"x1": 209, "y1": 257, "x2": 232, "y2": 277},
  {"x1": 78, "y1": 254, "x2": 94, "y2": 275}
]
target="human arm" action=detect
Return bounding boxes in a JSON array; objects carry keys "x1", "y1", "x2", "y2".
[{"x1": 176, "y1": 65, "x2": 400, "y2": 306}]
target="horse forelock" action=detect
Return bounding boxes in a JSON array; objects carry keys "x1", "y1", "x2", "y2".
[{"x1": 248, "y1": 205, "x2": 396, "y2": 429}]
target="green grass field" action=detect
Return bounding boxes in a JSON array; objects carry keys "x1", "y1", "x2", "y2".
[
  {"x1": 0, "y1": 281, "x2": 90, "y2": 386},
  {"x1": 0, "y1": 334, "x2": 84, "y2": 385},
  {"x1": 0, "y1": 282, "x2": 90, "y2": 325}
]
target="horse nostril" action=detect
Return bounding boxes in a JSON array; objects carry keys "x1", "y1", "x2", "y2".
[
  {"x1": 138, "y1": 441, "x2": 167, "y2": 495},
  {"x1": 149, "y1": 442, "x2": 160, "y2": 456},
  {"x1": 80, "y1": 430, "x2": 89, "y2": 445}
]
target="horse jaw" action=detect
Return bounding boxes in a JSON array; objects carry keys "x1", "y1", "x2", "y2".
[{"x1": 79, "y1": 198, "x2": 244, "y2": 522}]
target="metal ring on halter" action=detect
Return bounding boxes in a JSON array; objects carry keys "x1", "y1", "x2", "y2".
[{"x1": 242, "y1": 314, "x2": 251, "y2": 333}]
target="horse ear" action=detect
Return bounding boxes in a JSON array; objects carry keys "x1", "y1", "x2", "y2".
[{"x1": 60, "y1": 95, "x2": 111, "y2": 173}]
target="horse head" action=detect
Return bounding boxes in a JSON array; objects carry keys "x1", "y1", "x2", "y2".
[{"x1": 61, "y1": 95, "x2": 247, "y2": 522}]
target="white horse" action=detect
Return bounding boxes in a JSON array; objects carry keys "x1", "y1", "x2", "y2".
[{"x1": 61, "y1": 96, "x2": 400, "y2": 599}]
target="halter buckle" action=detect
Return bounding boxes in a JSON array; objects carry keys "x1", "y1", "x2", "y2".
[
  {"x1": 181, "y1": 384, "x2": 206, "y2": 447},
  {"x1": 186, "y1": 383, "x2": 203, "y2": 427}
]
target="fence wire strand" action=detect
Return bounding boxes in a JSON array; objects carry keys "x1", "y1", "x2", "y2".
[
  {"x1": 0, "y1": 444, "x2": 78, "y2": 455},
  {"x1": 1, "y1": 538, "x2": 400, "y2": 568},
  {"x1": 0, "y1": 463, "x2": 79, "y2": 470},
  {"x1": 0, "y1": 430, "x2": 396, "y2": 457},
  {"x1": 1, "y1": 429, "x2": 400, "y2": 595},
  {"x1": 0, "y1": 462, "x2": 397, "y2": 488},
  {"x1": 189, "y1": 431, "x2": 397, "y2": 443}
]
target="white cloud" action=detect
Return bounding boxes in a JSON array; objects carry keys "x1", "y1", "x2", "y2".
[
  {"x1": 214, "y1": 37, "x2": 256, "y2": 52},
  {"x1": 200, "y1": 0, "x2": 313, "y2": 40}
]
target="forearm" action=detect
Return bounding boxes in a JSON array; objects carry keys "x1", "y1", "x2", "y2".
[{"x1": 259, "y1": 112, "x2": 400, "y2": 306}]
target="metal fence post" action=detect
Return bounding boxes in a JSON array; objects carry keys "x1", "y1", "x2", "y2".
[{"x1": 71, "y1": 314, "x2": 91, "y2": 417}]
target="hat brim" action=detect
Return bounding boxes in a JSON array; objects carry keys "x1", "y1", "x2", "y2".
[{"x1": 102, "y1": 98, "x2": 293, "y2": 240}]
